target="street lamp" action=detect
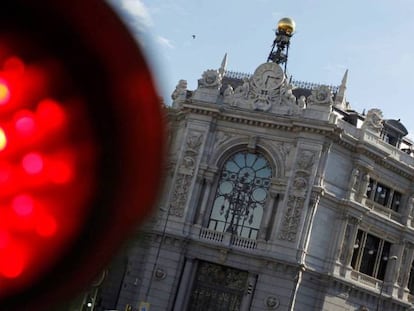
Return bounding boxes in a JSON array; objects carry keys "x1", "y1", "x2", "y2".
[{"x1": 376, "y1": 255, "x2": 398, "y2": 311}]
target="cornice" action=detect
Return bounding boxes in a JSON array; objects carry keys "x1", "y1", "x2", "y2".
[{"x1": 174, "y1": 102, "x2": 414, "y2": 180}]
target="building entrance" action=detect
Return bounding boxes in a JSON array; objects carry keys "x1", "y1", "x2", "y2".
[{"x1": 187, "y1": 261, "x2": 248, "y2": 311}]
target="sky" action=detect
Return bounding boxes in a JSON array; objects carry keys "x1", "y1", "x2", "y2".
[{"x1": 107, "y1": 0, "x2": 414, "y2": 135}]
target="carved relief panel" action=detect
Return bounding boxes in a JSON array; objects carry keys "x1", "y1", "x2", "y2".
[
  {"x1": 278, "y1": 149, "x2": 316, "y2": 242},
  {"x1": 169, "y1": 132, "x2": 204, "y2": 217}
]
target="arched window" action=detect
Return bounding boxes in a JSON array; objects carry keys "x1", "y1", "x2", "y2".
[{"x1": 208, "y1": 151, "x2": 272, "y2": 239}]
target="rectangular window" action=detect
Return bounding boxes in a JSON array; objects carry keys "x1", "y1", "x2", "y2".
[
  {"x1": 365, "y1": 178, "x2": 402, "y2": 213},
  {"x1": 351, "y1": 230, "x2": 391, "y2": 280},
  {"x1": 390, "y1": 191, "x2": 401, "y2": 212},
  {"x1": 373, "y1": 183, "x2": 390, "y2": 206},
  {"x1": 366, "y1": 179, "x2": 374, "y2": 199}
]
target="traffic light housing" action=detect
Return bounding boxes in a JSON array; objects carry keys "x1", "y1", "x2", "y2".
[{"x1": 0, "y1": 1, "x2": 164, "y2": 310}]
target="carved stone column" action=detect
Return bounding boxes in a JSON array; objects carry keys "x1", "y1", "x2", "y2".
[
  {"x1": 348, "y1": 166, "x2": 361, "y2": 201},
  {"x1": 327, "y1": 211, "x2": 349, "y2": 273},
  {"x1": 314, "y1": 142, "x2": 331, "y2": 187},
  {"x1": 356, "y1": 171, "x2": 370, "y2": 203},
  {"x1": 169, "y1": 132, "x2": 204, "y2": 217},
  {"x1": 195, "y1": 171, "x2": 215, "y2": 225},
  {"x1": 297, "y1": 190, "x2": 321, "y2": 264},
  {"x1": 396, "y1": 242, "x2": 414, "y2": 300},
  {"x1": 401, "y1": 194, "x2": 414, "y2": 226},
  {"x1": 185, "y1": 170, "x2": 206, "y2": 225},
  {"x1": 339, "y1": 216, "x2": 360, "y2": 277},
  {"x1": 173, "y1": 258, "x2": 196, "y2": 310},
  {"x1": 382, "y1": 243, "x2": 401, "y2": 296},
  {"x1": 278, "y1": 149, "x2": 316, "y2": 243},
  {"x1": 259, "y1": 190, "x2": 278, "y2": 240}
]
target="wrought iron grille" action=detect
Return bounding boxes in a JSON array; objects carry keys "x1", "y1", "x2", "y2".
[
  {"x1": 208, "y1": 151, "x2": 272, "y2": 239},
  {"x1": 187, "y1": 261, "x2": 248, "y2": 311}
]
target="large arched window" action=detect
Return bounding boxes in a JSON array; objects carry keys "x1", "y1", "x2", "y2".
[{"x1": 208, "y1": 151, "x2": 272, "y2": 239}]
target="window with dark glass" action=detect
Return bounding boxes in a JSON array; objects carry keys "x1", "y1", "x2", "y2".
[
  {"x1": 366, "y1": 178, "x2": 374, "y2": 199},
  {"x1": 373, "y1": 183, "x2": 390, "y2": 206},
  {"x1": 208, "y1": 151, "x2": 272, "y2": 239},
  {"x1": 365, "y1": 178, "x2": 402, "y2": 212},
  {"x1": 408, "y1": 261, "x2": 414, "y2": 294},
  {"x1": 351, "y1": 230, "x2": 391, "y2": 280},
  {"x1": 390, "y1": 191, "x2": 401, "y2": 212}
]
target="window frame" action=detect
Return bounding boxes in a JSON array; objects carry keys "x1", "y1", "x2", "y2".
[
  {"x1": 366, "y1": 178, "x2": 402, "y2": 213},
  {"x1": 207, "y1": 150, "x2": 272, "y2": 240},
  {"x1": 351, "y1": 229, "x2": 391, "y2": 281}
]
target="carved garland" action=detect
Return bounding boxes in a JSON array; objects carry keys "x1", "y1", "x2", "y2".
[
  {"x1": 169, "y1": 132, "x2": 204, "y2": 217},
  {"x1": 278, "y1": 150, "x2": 315, "y2": 242}
]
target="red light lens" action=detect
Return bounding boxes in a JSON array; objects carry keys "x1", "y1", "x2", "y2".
[
  {"x1": 0, "y1": 2, "x2": 165, "y2": 309},
  {"x1": 0, "y1": 81, "x2": 10, "y2": 105},
  {"x1": 0, "y1": 47, "x2": 97, "y2": 296}
]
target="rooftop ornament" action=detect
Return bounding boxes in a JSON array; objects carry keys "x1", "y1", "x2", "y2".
[{"x1": 267, "y1": 17, "x2": 296, "y2": 71}]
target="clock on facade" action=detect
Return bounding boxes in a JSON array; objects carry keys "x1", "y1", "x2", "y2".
[{"x1": 251, "y1": 62, "x2": 285, "y2": 91}]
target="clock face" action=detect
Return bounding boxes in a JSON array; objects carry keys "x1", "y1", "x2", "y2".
[{"x1": 251, "y1": 62, "x2": 285, "y2": 90}]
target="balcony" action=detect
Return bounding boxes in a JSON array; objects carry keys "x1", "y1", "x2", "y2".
[
  {"x1": 365, "y1": 200, "x2": 401, "y2": 223},
  {"x1": 350, "y1": 270, "x2": 382, "y2": 290},
  {"x1": 198, "y1": 227, "x2": 257, "y2": 250},
  {"x1": 337, "y1": 119, "x2": 414, "y2": 168}
]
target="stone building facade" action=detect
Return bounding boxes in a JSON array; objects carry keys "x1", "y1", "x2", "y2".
[{"x1": 91, "y1": 55, "x2": 414, "y2": 311}]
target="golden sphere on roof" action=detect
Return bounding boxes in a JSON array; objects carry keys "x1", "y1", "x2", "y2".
[{"x1": 277, "y1": 17, "x2": 296, "y2": 35}]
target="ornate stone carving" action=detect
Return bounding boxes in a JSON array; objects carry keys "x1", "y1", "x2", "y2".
[
  {"x1": 279, "y1": 149, "x2": 316, "y2": 242},
  {"x1": 361, "y1": 108, "x2": 383, "y2": 134},
  {"x1": 292, "y1": 176, "x2": 308, "y2": 197},
  {"x1": 297, "y1": 95, "x2": 306, "y2": 109},
  {"x1": 279, "y1": 195, "x2": 305, "y2": 241},
  {"x1": 170, "y1": 132, "x2": 204, "y2": 217},
  {"x1": 357, "y1": 172, "x2": 370, "y2": 199},
  {"x1": 154, "y1": 267, "x2": 167, "y2": 280},
  {"x1": 169, "y1": 174, "x2": 192, "y2": 216},
  {"x1": 171, "y1": 79, "x2": 187, "y2": 105},
  {"x1": 340, "y1": 223, "x2": 352, "y2": 263},
  {"x1": 223, "y1": 84, "x2": 235, "y2": 105},
  {"x1": 214, "y1": 131, "x2": 232, "y2": 150},
  {"x1": 280, "y1": 142, "x2": 294, "y2": 173},
  {"x1": 397, "y1": 246, "x2": 408, "y2": 286},
  {"x1": 186, "y1": 133, "x2": 203, "y2": 154},
  {"x1": 265, "y1": 296, "x2": 280, "y2": 309},
  {"x1": 223, "y1": 63, "x2": 301, "y2": 115},
  {"x1": 250, "y1": 90, "x2": 277, "y2": 111},
  {"x1": 339, "y1": 216, "x2": 361, "y2": 267},
  {"x1": 307, "y1": 85, "x2": 333, "y2": 106},
  {"x1": 280, "y1": 84, "x2": 297, "y2": 106},
  {"x1": 239, "y1": 77, "x2": 250, "y2": 98},
  {"x1": 198, "y1": 69, "x2": 222, "y2": 89},
  {"x1": 247, "y1": 136, "x2": 258, "y2": 150},
  {"x1": 230, "y1": 77, "x2": 249, "y2": 105},
  {"x1": 296, "y1": 150, "x2": 315, "y2": 171},
  {"x1": 350, "y1": 167, "x2": 361, "y2": 191}
]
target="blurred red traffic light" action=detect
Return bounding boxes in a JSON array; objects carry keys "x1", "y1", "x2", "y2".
[{"x1": 0, "y1": 1, "x2": 165, "y2": 310}]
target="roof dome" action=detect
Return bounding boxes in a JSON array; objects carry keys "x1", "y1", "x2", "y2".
[{"x1": 277, "y1": 17, "x2": 296, "y2": 35}]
